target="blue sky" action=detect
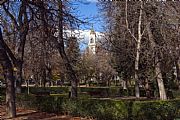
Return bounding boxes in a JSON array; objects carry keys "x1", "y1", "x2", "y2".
[
  {"x1": 68, "y1": 1, "x2": 104, "y2": 51},
  {"x1": 73, "y1": 0, "x2": 103, "y2": 32}
]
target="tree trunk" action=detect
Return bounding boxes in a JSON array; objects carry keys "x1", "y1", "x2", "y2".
[
  {"x1": 16, "y1": 31, "x2": 28, "y2": 93},
  {"x1": 125, "y1": 0, "x2": 143, "y2": 98},
  {"x1": 176, "y1": 59, "x2": 180, "y2": 81},
  {"x1": 16, "y1": 62, "x2": 23, "y2": 93},
  {"x1": 2, "y1": 0, "x2": 29, "y2": 93},
  {"x1": 155, "y1": 57, "x2": 167, "y2": 100},
  {"x1": 16, "y1": 11, "x2": 29, "y2": 93},
  {"x1": 134, "y1": 0, "x2": 143, "y2": 98},
  {"x1": 175, "y1": 59, "x2": 180, "y2": 89},
  {"x1": 57, "y1": 0, "x2": 77, "y2": 98},
  {"x1": 0, "y1": 28, "x2": 16, "y2": 118},
  {"x1": 146, "y1": 20, "x2": 167, "y2": 100}
]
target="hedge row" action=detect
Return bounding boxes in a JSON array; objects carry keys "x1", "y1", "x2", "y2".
[
  {"x1": 26, "y1": 87, "x2": 146, "y2": 97},
  {"x1": 16, "y1": 94, "x2": 180, "y2": 120},
  {"x1": 1, "y1": 86, "x2": 180, "y2": 98}
]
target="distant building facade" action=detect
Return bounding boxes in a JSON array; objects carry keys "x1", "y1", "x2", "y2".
[{"x1": 88, "y1": 28, "x2": 97, "y2": 54}]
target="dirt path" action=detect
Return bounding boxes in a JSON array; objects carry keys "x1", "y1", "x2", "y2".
[{"x1": 0, "y1": 105, "x2": 91, "y2": 120}]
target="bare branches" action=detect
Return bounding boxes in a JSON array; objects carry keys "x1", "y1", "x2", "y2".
[
  {"x1": 125, "y1": 0, "x2": 137, "y2": 42},
  {"x1": 0, "y1": 0, "x2": 7, "y2": 5},
  {"x1": 2, "y1": 4, "x2": 19, "y2": 30}
]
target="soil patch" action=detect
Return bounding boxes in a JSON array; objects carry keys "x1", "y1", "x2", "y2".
[{"x1": 0, "y1": 105, "x2": 91, "y2": 120}]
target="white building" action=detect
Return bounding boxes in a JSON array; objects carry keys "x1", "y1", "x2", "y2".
[{"x1": 88, "y1": 28, "x2": 97, "y2": 54}]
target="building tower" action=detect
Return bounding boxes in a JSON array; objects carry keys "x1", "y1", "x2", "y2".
[{"x1": 88, "y1": 26, "x2": 96, "y2": 54}]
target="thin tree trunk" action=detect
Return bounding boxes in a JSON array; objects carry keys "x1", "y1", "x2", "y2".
[
  {"x1": 155, "y1": 58, "x2": 167, "y2": 100},
  {"x1": 176, "y1": 59, "x2": 180, "y2": 81},
  {"x1": 146, "y1": 21, "x2": 167, "y2": 100},
  {"x1": 134, "y1": 0, "x2": 143, "y2": 98},
  {"x1": 125, "y1": 0, "x2": 143, "y2": 98},
  {"x1": 175, "y1": 59, "x2": 180, "y2": 89},
  {"x1": 57, "y1": 0, "x2": 77, "y2": 98},
  {"x1": 0, "y1": 28, "x2": 16, "y2": 118},
  {"x1": 16, "y1": 3, "x2": 29, "y2": 93},
  {"x1": 16, "y1": 29, "x2": 28, "y2": 93},
  {"x1": 2, "y1": 0, "x2": 29, "y2": 93},
  {"x1": 16, "y1": 63, "x2": 23, "y2": 93}
]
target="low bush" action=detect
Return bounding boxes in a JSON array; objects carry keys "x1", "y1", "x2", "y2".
[
  {"x1": 19, "y1": 87, "x2": 69, "y2": 95},
  {"x1": 16, "y1": 94, "x2": 180, "y2": 120},
  {"x1": 2, "y1": 86, "x2": 179, "y2": 98},
  {"x1": 0, "y1": 95, "x2": 5, "y2": 104},
  {"x1": 16, "y1": 94, "x2": 37, "y2": 109},
  {"x1": 173, "y1": 90, "x2": 180, "y2": 98},
  {"x1": 0, "y1": 87, "x2": 5, "y2": 96},
  {"x1": 132, "y1": 100, "x2": 180, "y2": 120},
  {"x1": 79, "y1": 87, "x2": 109, "y2": 97}
]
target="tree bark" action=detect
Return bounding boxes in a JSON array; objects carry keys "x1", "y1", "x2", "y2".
[
  {"x1": 57, "y1": 0, "x2": 77, "y2": 98},
  {"x1": 176, "y1": 59, "x2": 180, "y2": 80},
  {"x1": 16, "y1": 0, "x2": 29, "y2": 93},
  {"x1": 2, "y1": 0, "x2": 29, "y2": 93},
  {"x1": 0, "y1": 0, "x2": 7, "y2": 5},
  {"x1": 0, "y1": 28, "x2": 16, "y2": 118},
  {"x1": 175, "y1": 59, "x2": 180, "y2": 89},
  {"x1": 155, "y1": 58, "x2": 167, "y2": 100},
  {"x1": 125, "y1": 0, "x2": 143, "y2": 98},
  {"x1": 146, "y1": 20, "x2": 167, "y2": 100},
  {"x1": 135, "y1": 0, "x2": 143, "y2": 98}
]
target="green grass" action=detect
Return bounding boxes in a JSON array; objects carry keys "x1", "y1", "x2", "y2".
[{"x1": 173, "y1": 90, "x2": 180, "y2": 98}]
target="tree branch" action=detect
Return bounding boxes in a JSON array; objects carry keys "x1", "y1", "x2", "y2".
[
  {"x1": 3, "y1": 4, "x2": 19, "y2": 30},
  {"x1": 0, "y1": 0, "x2": 8, "y2": 5},
  {"x1": 125, "y1": 0, "x2": 137, "y2": 42}
]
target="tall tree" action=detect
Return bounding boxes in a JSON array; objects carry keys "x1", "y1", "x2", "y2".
[
  {"x1": 0, "y1": 27, "x2": 16, "y2": 118},
  {"x1": 57, "y1": 0, "x2": 78, "y2": 97},
  {"x1": 125, "y1": 0, "x2": 144, "y2": 98},
  {"x1": 1, "y1": 0, "x2": 30, "y2": 93},
  {"x1": 100, "y1": 1, "x2": 180, "y2": 99}
]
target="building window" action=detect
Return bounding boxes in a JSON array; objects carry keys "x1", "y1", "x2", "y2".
[{"x1": 90, "y1": 38, "x2": 93, "y2": 43}]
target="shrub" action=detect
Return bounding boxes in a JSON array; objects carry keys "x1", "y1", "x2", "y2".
[
  {"x1": 0, "y1": 95, "x2": 5, "y2": 104},
  {"x1": 16, "y1": 94, "x2": 37, "y2": 109},
  {"x1": 16, "y1": 94, "x2": 180, "y2": 120},
  {"x1": 132, "y1": 100, "x2": 178, "y2": 120},
  {"x1": 0, "y1": 87, "x2": 5, "y2": 96},
  {"x1": 173, "y1": 90, "x2": 180, "y2": 98}
]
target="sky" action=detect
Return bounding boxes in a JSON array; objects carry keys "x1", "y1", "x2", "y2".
[
  {"x1": 73, "y1": 0, "x2": 103, "y2": 32},
  {"x1": 70, "y1": 0, "x2": 104, "y2": 50}
]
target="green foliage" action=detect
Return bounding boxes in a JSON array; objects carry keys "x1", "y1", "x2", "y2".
[
  {"x1": 2, "y1": 86, "x2": 179, "y2": 98},
  {"x1": 132, "y1": 100, "x2": 179, "y2": 120},
  {"x1": 16, "y1": 94, "x2": 180, "y2": 120},
  {"x1": 0, "y1": 95, "x2": 5, "y2": 104},
  {"x1": 173, "y1": 90, "x2": 180, "y2": 98},
  {"x1": 0, "y1": 87, "x2": 5, "y2": 96},
  {"x1": 16, "y1": 94, "x2": 37, "y2": 109},
  {"x1": 21, "y1": 87, "x2": 69, "y2": 94},
  {"x1": 52, "y1": 74, "x2": 61, "y2": 81}
]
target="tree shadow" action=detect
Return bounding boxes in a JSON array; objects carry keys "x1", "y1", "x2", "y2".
[{"x1": 16, "y1": 111, "x2": 57, "y2": 120}]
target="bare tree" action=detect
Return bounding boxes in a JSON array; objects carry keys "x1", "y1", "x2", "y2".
[
  {"x1": 0, "y1": 27, "x2": 16, "y2": 118},
  {"x1": 57, "y1": 0, "x2": 78, "y2": 97},
  {"x1": 1, "y1": 0, "x2": 30, "y2": 93}
]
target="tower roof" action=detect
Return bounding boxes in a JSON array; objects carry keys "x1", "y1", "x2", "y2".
[
  {"x1": 90, "y1": 29, "x2": 95, "y2": 34},
  {"x1": 90, "y1": 24, "x2": 96, "y2": 35}
]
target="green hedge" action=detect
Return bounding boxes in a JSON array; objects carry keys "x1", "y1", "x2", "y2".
[
  {"x1": 173, "y1": 90, "x2": 180, "y2": 98},
  {"x1": 0, "y1": 86, "x2": 179, "y2": 99},
  {"x1": 0, "y1": 95, "x2": 5, "y2": 104},
  {"x1": 16, "y1": 94, "x2": 180, "y2": 120},
  {"x1": 132, "y1": 100, "x2": 180, "y2": 120},
  {"x1": 1, "y1": 86, "x2": 180, "y2": 98},
  {"x1": 27, "y1": 87, "x2": 68, "y2": 94},
  {"x1": 79, "y1": 87, "x2": 147, "y2": 97},
  {"x1": 0, "y1": 87, "x2": 5, "y2": 95}
]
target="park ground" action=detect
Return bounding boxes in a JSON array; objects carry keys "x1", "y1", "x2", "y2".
[{"x1": 0, "y1": 105, "x2": 91, "y2": 120}]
